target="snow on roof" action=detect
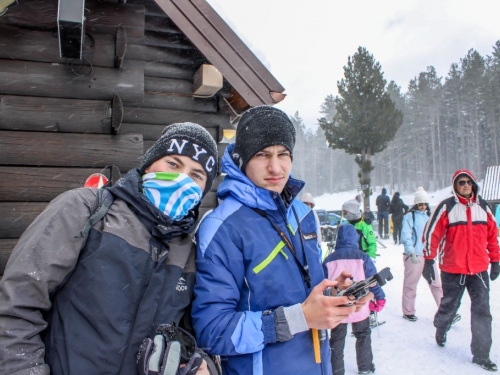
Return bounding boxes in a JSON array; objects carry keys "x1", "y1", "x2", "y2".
[{"x1": 483, "y1": 165, "x2": 500, "y2": 202}]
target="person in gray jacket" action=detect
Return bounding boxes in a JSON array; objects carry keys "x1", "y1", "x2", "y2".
[{"x1": 0, "y1": 123, "x2": 218, "y2": 375}]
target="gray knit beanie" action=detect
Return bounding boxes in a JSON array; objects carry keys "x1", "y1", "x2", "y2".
[
  {"x1": 232, "y1": 106, "x2": 295, "y2": 172},
  {"x1": 139, "y1": 122, "x2": 218, "y2": 196},
  {"x1": 342, "y1": 199, "x2": 361, "y2": 221}
]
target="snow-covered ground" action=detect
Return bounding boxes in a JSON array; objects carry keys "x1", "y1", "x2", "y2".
[
  {"x1": 314, "y1": 185, "x2": 462, "y2": 211},
  {"x1": 322, "y1": 238, "x2": 500, "y2": 374}
]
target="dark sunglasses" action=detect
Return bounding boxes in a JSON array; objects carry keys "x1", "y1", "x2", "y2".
[
  {"x1": 458, "y1": 180, "x2": 473, "y2": 186},
  {"x1": 417, "y1": 203, "x2": 427, "y2": 207}
]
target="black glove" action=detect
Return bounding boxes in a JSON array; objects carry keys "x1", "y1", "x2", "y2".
[
  {"x1": 422, "y1": 259, "x2": 436, "y2": 285},
  {"x1": 137, "y1": 334, "x2": 181, "y2": 375},
  {"x1": 137, "y1": 324, "x2": 201, "y2": 375},
  {"x1": 491, "y1": 262, "x2": 500, "y2": 281}
]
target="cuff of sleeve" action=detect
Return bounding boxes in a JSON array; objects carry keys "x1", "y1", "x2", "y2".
[
  {"x1": 261, "y1": 311, "x2": 277, "y2": 344},
  {"x1": 273, "y1": 306, "x2": 293, "y2": 342},
  {"x1": 283, "y1": 303, "x2": 309, "y2": 336}
]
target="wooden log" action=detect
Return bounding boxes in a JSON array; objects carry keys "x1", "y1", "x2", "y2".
[
  {"x1": 121, "y1": 60, "x2": 194, "y2": 79},
  {"x1": 0, "y1": 0, "x2": 145, "y2": 38},
  {"x1": 123, "y1": 107, "x2": 230, "y2": 128},
  {"x1": 127, "y1": 0, "x2": 166, "y2": 17},
  {"x1": 123, "y1": 93, "x2": 217, "y2": 113},
  {"x1": 0, "y1": 131, "x2": 143, "y2": 171},
  {"x1": 118, "y1": 123, "x2": 220, "y2": 142},
  {"x1": 127, "y1": 31, "x2": 194, "y2": 50},
  {"x1": 112, "y1": 94, "x2": 124, "y2": 133},
  {"x1": 115, "y1": 26, "x2": 128, "y2": 68},
  {"x1": 145, "y1": 15, "x2": 182, "y2": 34},
  {"x1": 0, "y1": 25, "x2": 116, "y2": 68},
  {"x1": 0, "y1": 60, "x2": 144, "y2": 103},
  {"x1": 0, "y1": 239, "x2": 18, "y2": 276},
  {"x1": 144, "y1": 77, "x2": 193, "y2": 95},
  {"x1": 0, "y1": 202, "x2": 48, "y2": 238},
  {"x1": 143, "y1": 140, "x2": 155, "y2": 153},
  {"x1": 200, "y1": 192, "x2": 217, "y2": 208},
  {"x1": 125, "y1": 44, "x2": 193, "y2": 65},
  {"x1": 0, "y1": 95, "x2": 112, "y2": 133},
  {"x1": 0, "y1": 167, "x2": 111, "y2": 202}
]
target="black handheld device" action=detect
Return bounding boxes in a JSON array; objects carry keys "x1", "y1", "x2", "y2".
[{"x1": 325, "y1": 267, "x2": 393, "y2": 305}]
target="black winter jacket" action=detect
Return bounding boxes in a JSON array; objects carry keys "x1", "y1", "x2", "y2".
[
  {"x1": 389, "y1": 194, "x2": 408, "y2": 222},
  {"x1": 0, "y1": 169, "x2": 197, "y2": 375},
  {"x1": 376, "y1": 194, "x2": 391, "y2": 213}
]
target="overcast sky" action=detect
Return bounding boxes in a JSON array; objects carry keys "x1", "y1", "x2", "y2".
[{"x1": 207, "y1": 0, "x2": 500, "y2": 129}]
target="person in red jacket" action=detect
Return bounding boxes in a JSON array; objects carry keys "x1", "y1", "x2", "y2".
[{"x1": 422, "y1": 169, "x2": 500, "y2": 372}]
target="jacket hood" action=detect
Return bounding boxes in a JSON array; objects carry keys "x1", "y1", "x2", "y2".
[
  {"x1": 335, "y1": 224, "x2": 360, "y2": 250},
  {"x1": 382, "y1": 188, "x2": 387, "y2": 195},
  {"x1": 217, "y1": 144, "x2": 305, "y2": 210},
  {"x1": 452, "y1": 169, "x2": 479, "y2": 200}
]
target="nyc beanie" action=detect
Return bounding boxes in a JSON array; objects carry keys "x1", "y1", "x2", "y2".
[
  {"x1": 414, "y1": 187, "x2": 429, "y2": 205},
  {"x1": 139, "y1": 122, "x2": 218, "y2": 196},
  {"x1": 232, "y1": 106, "x2": 295, "y2": 172},
  {"x1": 342, "y1": 199, "x2": 361, "y2": 221}
]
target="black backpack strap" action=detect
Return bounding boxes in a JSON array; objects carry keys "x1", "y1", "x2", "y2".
[{"x1": 74, "y1": 188, "x2": 115, "y2": 238}]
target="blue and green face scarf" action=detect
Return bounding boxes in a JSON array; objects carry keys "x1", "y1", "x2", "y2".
[{"x1": 142, "y1": 172, "x2": 202, "y2": 221}]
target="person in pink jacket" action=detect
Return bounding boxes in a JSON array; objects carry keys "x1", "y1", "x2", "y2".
[{"x1": 323, "y1": 224, "x2": 386, "y2": 375}]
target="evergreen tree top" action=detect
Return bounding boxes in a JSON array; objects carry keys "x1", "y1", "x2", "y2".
[{"x1": 319, "y1": 46, "x2": 403, "y2": 156}]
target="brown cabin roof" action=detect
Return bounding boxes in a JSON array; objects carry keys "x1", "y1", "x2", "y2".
[{"x1": 154, "y1": 0, "x2": 286, "y2": 108}]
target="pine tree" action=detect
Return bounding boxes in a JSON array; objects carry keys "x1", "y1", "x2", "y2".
[
  {"x1": 319, "y1": 47, "x2": 403, "y2": 208},
  {"x1": 290, "y1": 112, "x2": 307, "y2": 181},
  {"x1": 484, "y1": 41, "x2": 500, "y2": 164},
  {"x1": 319, "y1": 94, "x2": 337, "y2": 122},
  {"x1": 460, "y1": 49, "x2": 486, "y2": 176}
]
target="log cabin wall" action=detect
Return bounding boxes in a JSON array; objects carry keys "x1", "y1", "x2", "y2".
[{"x1": 0, "y1": 0, "x2": 232, "y2": 276}]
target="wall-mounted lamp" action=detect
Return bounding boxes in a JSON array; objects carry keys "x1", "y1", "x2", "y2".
[{"x1": 220, "y1": 129, "x2": 236, "y2": 144}]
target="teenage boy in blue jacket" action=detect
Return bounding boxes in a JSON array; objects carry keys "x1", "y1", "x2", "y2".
[{"x1": 192, "y1": 106, "x2": 373, "y2": 375}]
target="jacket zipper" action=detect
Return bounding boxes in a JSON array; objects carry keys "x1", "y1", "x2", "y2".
[
  {"x1": 273, "y1": 193, "x2": 325, "y2": 373},
  {"x1": 118, "y1": 244, "x2": 158, "y2": 372}
]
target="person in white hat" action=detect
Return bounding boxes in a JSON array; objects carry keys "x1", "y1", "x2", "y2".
[
  {"x1": 301, "y1": 192, "x2": 322, "y2": 243},
  {"x1": 400, "y1": 187, "x2": 443, "y2": 323}
]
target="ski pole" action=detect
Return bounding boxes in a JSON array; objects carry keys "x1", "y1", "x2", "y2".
[{"x1": 312, "y1": 329, "x2": 321, "y2": 363}]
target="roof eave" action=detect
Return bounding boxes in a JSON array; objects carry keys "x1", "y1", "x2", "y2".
[{"x1": 153, "y1": 0, "x2": 285, "y2": 107}]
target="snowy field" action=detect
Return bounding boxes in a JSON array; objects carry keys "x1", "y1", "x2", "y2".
[
  {"x1": 313, "y1": 185, "x2": 465, "y2": 211},
  {"x1": 322, "y1": 238, "x2": 500, "y2": 374}
]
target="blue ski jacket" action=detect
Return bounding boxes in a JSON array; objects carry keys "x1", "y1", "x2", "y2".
[
  {"x1": 192, "y1": 144, "x2": 330, "y2": 375},
  {"x1": 401, "y1": 210, "x2": 429, "y2": 256}
]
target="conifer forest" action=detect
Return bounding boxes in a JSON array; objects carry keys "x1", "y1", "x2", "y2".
[{"x1": 291, "y1": 41, "x2": 500, "y2": 197}]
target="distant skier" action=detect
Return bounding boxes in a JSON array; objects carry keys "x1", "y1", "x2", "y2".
[
  {"x1": 423, "y1": 170, "x2": 499, "y2": 372},
  {"x1": 363, "y1": 206, "x2": 375, "y2": 225},
  {"x1": 376, "y1": 188, "x2": 391, "y2": 239},
  {"x1": 389, "y1": 192, "x2": 408, "y2": 244},
  {"x1": 302, "y1": 192, "x2": 323, "y2": 243},
  {"x1": 342, "y1": 199, "x2": 377, "y2": 261},
  {"x1": 323, "y1": 224, "x2": 386, "y2": 375},
  {"x1": 400, "y1": 187, "x2": 443, "y2": 322}
]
